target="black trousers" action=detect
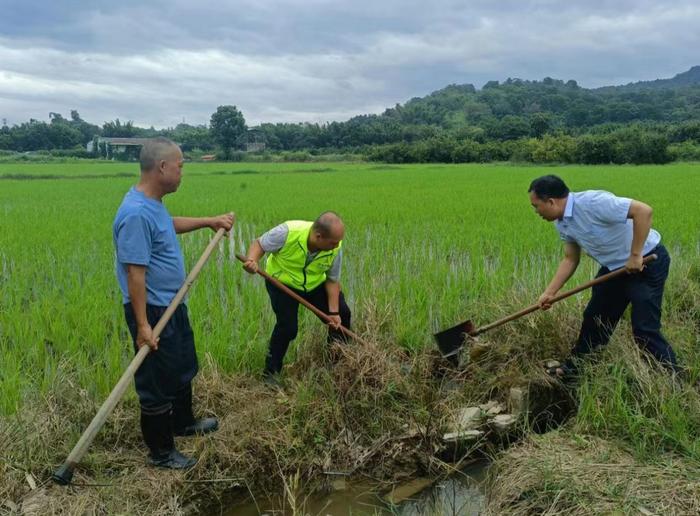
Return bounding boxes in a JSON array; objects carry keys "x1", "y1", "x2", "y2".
[
  {"x1": 571, "y1": 244, "x2": 677, "y2": 370},
  {"x1": 124, "y1": 303, "x2": 199, "y2": 415},
  {"x1": 264, "y1": 281, "x2": 351, "y2": 375}
]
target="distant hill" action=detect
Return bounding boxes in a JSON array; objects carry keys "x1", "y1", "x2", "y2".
[
  {"x1": 597, "y1": 66, "x2": 700, "y2": 91},
  {"x1": 368, "y1": 66, "x2": 700, "y2": 131},
  {"x1": 254, "y1": 66, "x2": 700, "y2": 156}
]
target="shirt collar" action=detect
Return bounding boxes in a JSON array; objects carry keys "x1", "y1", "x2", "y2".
[{"x1": 562, "y1": 193, "x2": 574, "y2": 219}]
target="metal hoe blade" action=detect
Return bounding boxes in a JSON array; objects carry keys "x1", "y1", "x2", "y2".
[{"x1": 433, "y1": 320, "x2": 476, "y2": 359}]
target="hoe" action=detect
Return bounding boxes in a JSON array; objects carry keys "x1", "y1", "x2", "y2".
[{"x1": 434, "y1": 254, "x2": 657, "y2": 360}]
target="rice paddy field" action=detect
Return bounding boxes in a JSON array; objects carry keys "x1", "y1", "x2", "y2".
[{"x1": 1, "y1": 160, "x2": 700, "y2": 514}]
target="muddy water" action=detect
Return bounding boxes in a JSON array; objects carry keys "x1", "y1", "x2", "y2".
[{"x1": 221, "y1": 461, "x2": 487, "y2": 515}]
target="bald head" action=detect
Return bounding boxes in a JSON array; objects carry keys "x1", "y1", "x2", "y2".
[
  {"x1": 312, "y1": 211, "x2": 344, "y2": 238},
  {"x1": 140, "y1": 137, "x2": 181, "y2": 173},
  {"x1": 309, "y1": 211, "x2": 344, "y2": 251}
]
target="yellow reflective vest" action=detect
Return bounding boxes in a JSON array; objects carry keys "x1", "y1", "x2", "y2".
[{"x1": 265, "y1": 220, "x2": 342, "y2": 292}]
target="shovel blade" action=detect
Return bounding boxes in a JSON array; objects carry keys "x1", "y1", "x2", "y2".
[{"x1": 433, "y1": 320, "x2": 475, "y2": 358}]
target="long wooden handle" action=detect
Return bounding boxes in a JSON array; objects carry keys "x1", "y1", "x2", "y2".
[
  {"x1": 53, "y1": 228, "x2": 227, "y2": 485},
  {"x1": 472, "y1": 254, "x2": 658, "y2": 336},
  {"x1": 235, "y1": 253, "x2": 368, "y2": 346}
]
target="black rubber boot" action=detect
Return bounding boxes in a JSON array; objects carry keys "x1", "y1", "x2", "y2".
[
  {"x1": 140, "y1": 411, "x2": 197, "y2": 469},
  {"x1": 262, "y1": 371, "x2": 284, "y2": 390},
  {"x1": 172, "y1": 383, "x2": 219, "y2": 437}
]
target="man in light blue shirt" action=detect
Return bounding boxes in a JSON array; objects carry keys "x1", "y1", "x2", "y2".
[
  {"x1": 529, "y1": 175, "x2": 677, "y2": 377},
  {"x1": 113, "y1": 137, "x2": 233, "y2": 470}
]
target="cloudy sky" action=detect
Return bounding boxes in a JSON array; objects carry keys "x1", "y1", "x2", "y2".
[{"x1": 0, "y1": 0, "x2": 698, "y2": 128}]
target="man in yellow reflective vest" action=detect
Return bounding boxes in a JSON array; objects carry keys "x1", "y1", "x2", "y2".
[{"x1": 243, "y1": 211, "x2": 351, "y2": 386}]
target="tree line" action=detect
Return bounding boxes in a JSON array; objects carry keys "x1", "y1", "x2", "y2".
[{"x1": 2, "y1": 70, "x2": 700, "y2": 164}]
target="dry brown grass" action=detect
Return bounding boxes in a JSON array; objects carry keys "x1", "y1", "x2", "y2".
[
  {"x1": 485, "y1": 432, "x2": 700, "y2": 515},
  {"x1": 0, "y1": 339, "x2": 492, "y2": 515}
]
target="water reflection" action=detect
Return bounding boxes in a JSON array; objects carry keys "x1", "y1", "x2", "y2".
[{"x1": 221, "y1": 461, "x2": 487, "y2": 516}]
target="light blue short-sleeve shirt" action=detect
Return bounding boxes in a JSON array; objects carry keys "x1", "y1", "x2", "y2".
[
  {"x1": 113, "y1": 187, "x2": 186, "y2": 306},
  {"x1": 555, "y1": 190, "x2": 661, "y2": 270}
]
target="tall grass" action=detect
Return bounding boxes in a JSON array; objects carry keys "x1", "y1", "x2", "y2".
[{"x1": 1, "y1": 162, "x2": 699, "y2": 415}]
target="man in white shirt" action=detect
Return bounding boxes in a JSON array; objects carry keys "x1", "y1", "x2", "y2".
[
  {"x1": 529, "y1": 174, "x2": 678, "y2": 377},
  {"x1": 242, "y1": 212, "x2": 351, "y2": 387}
]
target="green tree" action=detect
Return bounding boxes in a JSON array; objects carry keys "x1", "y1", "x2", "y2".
[
  {"x1": 529, "y1": 112, "x2": 554, "y2": 137},
  {"x1": 69, "y1": 110, "x2": 101, "y2": 144},
  {"x1": 0, "y1": 126, "x2": 11, "y2": 150},
  {"x1": 530, "y1": 134, "x2": 577, "y2": 163},
  {"x1": 168, "y1": 124, "x2": 213, "y2": 151},
  {"x1": 102, "y1": 119, "x2": 137, "y2": 137},
  {"x1": 575, "y1": 134, "x2": 614, "y2": 164},
  {"x1": 485, "y1": 115, "x2": 530, "y2": 140},
  {"x1": 210, "y1": 105, "x2": 247, "y2": 159},
  {"x1": 668, "y1": 121, "x2": 700, "y2": 143},
  {"x1": 47, "y1": 123, "x2": 82, "y2": 149}
]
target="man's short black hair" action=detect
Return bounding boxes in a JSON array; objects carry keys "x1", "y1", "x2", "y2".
[{"x1": 528, "y1": 175, "x2": 570, "y2": 200}]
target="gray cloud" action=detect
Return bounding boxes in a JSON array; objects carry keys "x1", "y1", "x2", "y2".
[{"x1": 0, "y1": 0, "x2": 698, "y2": 127}]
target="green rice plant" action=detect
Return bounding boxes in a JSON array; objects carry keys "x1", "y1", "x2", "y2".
[
  {"x1": 1, "y1": 162, "x2": 699, "y2": 414},
  {"x1": 1, "y1": 161, "x2": 699, "y2": 513}
]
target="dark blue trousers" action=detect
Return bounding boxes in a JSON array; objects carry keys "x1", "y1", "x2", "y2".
[
  {"x1": 124, "y1": 303, "x2": 199, "y2": 415},
  {"x1": 571, "y1": 244, "x2": 677, "y2": 371},
  {"x1": 264, "y1": 281, "x2": 351, "y2": 375}
]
